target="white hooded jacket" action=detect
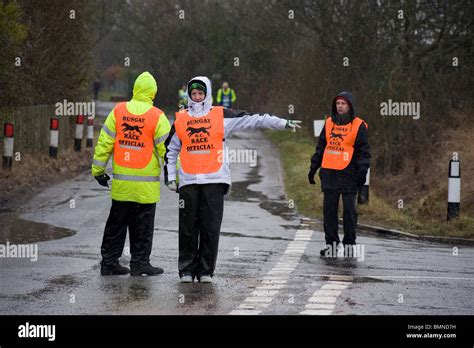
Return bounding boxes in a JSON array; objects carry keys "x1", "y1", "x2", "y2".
[{"x1": 164, "y1": 76, "x2": 288, "y2": 188}]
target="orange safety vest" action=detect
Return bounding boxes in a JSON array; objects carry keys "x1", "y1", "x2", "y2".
[
  {"x1": 113, "y1": 102, "x2": 162, "y2": 169},
  {"x1": 174, "y1": 106, "x2": 225, "y2": 174},
  {"x1": 321, "y1": 116, "x2": 368, "y2": 170}
]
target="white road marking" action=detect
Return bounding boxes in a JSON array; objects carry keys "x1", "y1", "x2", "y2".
[
  {"x1": 230, "y1": 309, "x2": 262, "y2": 315},
  {"x1": 251, "y1": 290, "x2": 279, "y2": 296},
  {"x1": 238, "y1": 303, "x2": 269, "y2": 309},
  {"x1": 311, "y1": 289, "x2": 342, "y2": 297},
  {"x1": 258, "y1": 284, "x2": 287, "y2": 290},
  {"x1": 244, "y1": 296, "x2": 274, "y2": 303},
  {"x1": 308, "y1": 296, "x2": 338, "y2": 304},
  {"x1": 306, "y1": 274, "x2": 474, "y2": 281},
  {"x1": 321, "y1": 283, "x2": 350, "y2": 290},
  {"x1": 229, "y1": 229, "x2": 313, "y2": 315},
  {"x1": 300, "y1": 279, "x2": 352, "y2": 315},
  {"x1": 304, "y1": 303, "x2": 335, "y2": 310}
]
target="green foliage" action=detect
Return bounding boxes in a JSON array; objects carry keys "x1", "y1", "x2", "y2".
[{"x1": 0, "y1": 0, "x2": 96, "y2": 107}]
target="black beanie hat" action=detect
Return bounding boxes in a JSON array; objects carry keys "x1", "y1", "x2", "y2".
[{"x1": 188, "y1": 80, "x2": 207, "y2": 96}]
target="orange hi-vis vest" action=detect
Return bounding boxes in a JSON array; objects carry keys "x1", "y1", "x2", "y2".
[
  {"x1": 174, "y1": 106, "x2": 225, "y2": 174},
  {"x1": 321, "y1": 116, "x2": 368, "y2": 170},
  {"x1": 113, "y1": 102, "x2": 162, "y2": 169}
]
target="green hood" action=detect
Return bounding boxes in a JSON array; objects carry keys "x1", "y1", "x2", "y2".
[{"x1": 132, "y1": 71, "x2": 157, "y2": 104}]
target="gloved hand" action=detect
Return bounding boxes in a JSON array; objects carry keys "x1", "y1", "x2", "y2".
[
  {"x1": 357, "y1": 173, "x2": 367, "y2": 187},
  {"x1": 308, "y1": 168, "x2": 317, "y2": 185},
  {"x1": 166, "y1": 180, "x2": 177, "y2": 192},
  {"x1": 285, "y1": 120, "x2": 302, "y2": 132},
  {"x1": 95, "y1": 173, "x2": 110, "y2": 187}
]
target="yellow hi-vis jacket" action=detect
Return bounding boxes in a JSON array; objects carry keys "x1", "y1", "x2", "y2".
[{"x1": 92, "y1": 71, "x2": 171, "y2": 203}]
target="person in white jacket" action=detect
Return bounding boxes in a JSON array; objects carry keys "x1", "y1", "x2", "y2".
[{"x1": 164, "y1": 76, "x2": 301, "y2": 283}]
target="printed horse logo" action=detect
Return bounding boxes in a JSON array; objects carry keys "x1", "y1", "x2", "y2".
[
  {"x1": 330, "y1": 131, "x2": 345, "y2": 141},
  {"x1": 121, "y1": 122, "x2": 144, "y2": 135},
  {"x1": 186, "y1": 126, "x2": 211, "y2": 137}
]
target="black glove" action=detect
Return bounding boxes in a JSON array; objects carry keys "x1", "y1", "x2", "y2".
[
  {"x1": 95, "y1": 173, "x2": 110, "y2": 187},
  {"x1": 308, "y1": 168, "x2": 317, "y2": 185},
  {"x1": 357, "y1": 173, "x2": 367, "y2": 187}
]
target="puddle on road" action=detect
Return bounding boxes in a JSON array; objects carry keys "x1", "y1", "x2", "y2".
[
  {"x1": 79, "y1": 195, "x2": 100, "y2": 199},
  {"x1": 54, "y1": 197, "x2": 72, "y2": 206},
  {"x1": 50, "y1": 193, "x2": 99, "y2": 208},
  {"x1": 158, "y1": 227, "x2": 294, "y2": 242},
  {"x1": 221, "y1": 231, "x2": 292, "y2": 241},
  {"x1": 227, "y1": 165, "x2": 296, "y2": 222},
  {"x1": 352, "y1": 276, "x2": 391, "y2": 283},
  {"x1": 48, "y1": 274, "x2": 80, "y2": 287},
  {"x1": 0, "y1": 213, "x2": 75, "y2": 244},
  {"x1": 303, "y1": 273, "x2": 392, "y2": 284},
  {"x1": 90, "y1": 188, "x2": 109, "y2": 192}
]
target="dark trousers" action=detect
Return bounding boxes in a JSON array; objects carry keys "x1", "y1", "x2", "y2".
[
  {"x1": 101, "y1": 200, "x2": 156, "y2": 267},
  {"x1": 178, "y1": 183, "x2": 228, "y2": 277},
  {"x1": 323, "y1": 191, "x2": 358, "y2": 245}
]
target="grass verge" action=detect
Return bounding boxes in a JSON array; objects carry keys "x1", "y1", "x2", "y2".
[{"x1": 264, "y1": 130, "x2": 474, "y2": 239}]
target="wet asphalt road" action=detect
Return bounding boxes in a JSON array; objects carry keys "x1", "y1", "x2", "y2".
[{"x1": 0, "y1": 130, "x2": 473, "y2": 315}]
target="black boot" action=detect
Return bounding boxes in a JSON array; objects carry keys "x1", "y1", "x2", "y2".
[
  {"x1": 101, "y1": 262, "x2": 130, "y2": 275},
  {"x1": 343, "y1": 244, "x2": 357, "y2": 258},
  {"x1": 320, "y1": 248, "x2": 330, "y2": 257},
  {"x1": 130, "y1": 263, "x2": 164, "y2": 276}
]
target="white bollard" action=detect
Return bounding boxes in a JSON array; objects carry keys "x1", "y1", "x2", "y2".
[
  {"x1": 447, "y1": 157, "x2": 461, "y2": 221},
  {"x1": 74, "y1": 115, "x2": 84, "y2": 151},
  {"x1": 49, "y1": 118, "x2": 59, "y2": 158},
  {"x1": 2, "y1": 123, "x2": 14, "y2": 170},
  {"x1": 86, "y1": 117, "x2": 94, "y2": 148},
  {"x1": 313, "y1": 120, "x2": 325, "y2": 138}
]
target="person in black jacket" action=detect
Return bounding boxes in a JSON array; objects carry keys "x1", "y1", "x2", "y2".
[{"x1": 308, "y1": 91, "x2": 370, "y2": 257}]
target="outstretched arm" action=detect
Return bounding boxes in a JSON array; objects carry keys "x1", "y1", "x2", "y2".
[{"x1": 223, "y1": 108, "x2": 300, "y2": 137}]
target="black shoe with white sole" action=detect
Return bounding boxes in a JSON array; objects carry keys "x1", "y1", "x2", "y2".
[
  {"x1": 101, "y1": 262, "x2": 130, "y2": 275},
  {"x1": 130, "y1": 263, "x2": 164, "y2": 276}
]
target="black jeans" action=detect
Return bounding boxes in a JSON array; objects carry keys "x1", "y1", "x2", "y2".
[
  {"x1": 178, "y1": 183, "x2": 228, "y2": 277},
  {"x1": 323, "y1": 191, "x2": 358, "y2": 245},
  {"x1": 101, "y1": 200, "x2": 156, "y2": 268}
]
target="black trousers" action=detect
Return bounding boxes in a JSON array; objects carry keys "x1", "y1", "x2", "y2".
[
  {"x1": 178, "y1": 183, "x2": 228, "y2": 277},
  {"x1": 101, "y1": 200, "x2": 156, "y2": 267},
  {"x1": 323, "y1": 191, "x2": 358, "y2": 245}
]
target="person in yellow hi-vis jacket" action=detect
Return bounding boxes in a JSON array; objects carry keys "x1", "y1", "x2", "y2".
[
  {"x1": 92, "y1": 71, "x2": 171, "y2": 276},
  {"x1": 216, "y1": 81, "x2": 236, "y2": 108},
  {"x1": 178, "y1": 84, "x2": 188, "y2": 109}
]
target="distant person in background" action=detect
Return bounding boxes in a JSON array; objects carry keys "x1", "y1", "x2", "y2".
[
  {"x1": 216, "y1": 81, "x2": 236, "y2": 108},
  {"x1": 178, "y1": 84, "x2": 188, "y2": 109},
  {"x1": 308, "y1": 91, "x2": 370, "y2": 258},
  {"x1": 93, "y1": 77, "x2": 101, "y2": 100}
]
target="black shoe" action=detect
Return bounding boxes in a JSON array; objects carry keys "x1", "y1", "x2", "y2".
[
  {"x1": 101, "y1": 262, "x2": 130, "y2": 275},
  {"x1": 320, "y1": 247, "x2": 330, "y2": 257},
  {"x1": 343, "y1": 244, "x2": 356, "y2": 258},
  {"x1": 130, "y1": 263, "x2": 164, "y2": 276}
]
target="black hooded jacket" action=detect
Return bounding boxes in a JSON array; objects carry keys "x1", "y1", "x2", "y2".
[{"x1": 310, "y1": 91, "x2": 371, "y2": 193}]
